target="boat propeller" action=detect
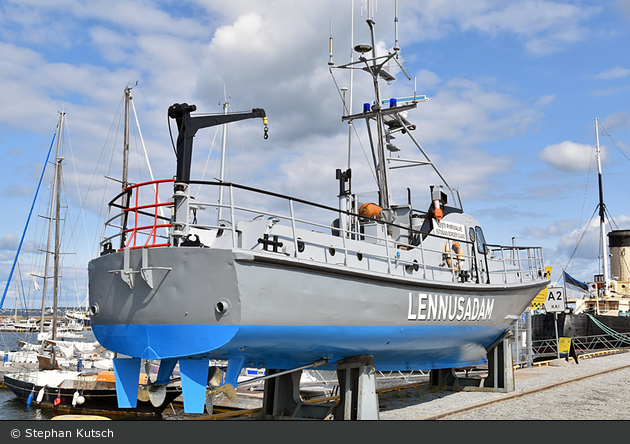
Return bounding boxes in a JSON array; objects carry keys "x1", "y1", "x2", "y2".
[
  {"x1": 204, "y1": 366, "x2": 237, "y2": 414},
  {"x1": 137, "y1": 360, "x2": 167, "y2": 408}
]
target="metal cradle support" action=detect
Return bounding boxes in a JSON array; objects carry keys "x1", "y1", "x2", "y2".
[
  {"x1": 261, "y1": 369, "x2": 335, "y2": 420},
  {"x1": 429, "y1": 333, "x2": 516, "y2": 393},
  {"x1": 483, "y1": 332, "x2": 515, "y2": 393},
  {"x1": 260, "y1": 354, "x2": 379, "y2": 420},
  {"x1": 333, "y1": 355, "x2": 379, "y2": 420}
]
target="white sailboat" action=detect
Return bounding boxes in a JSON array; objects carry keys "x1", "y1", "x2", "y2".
[{"x1": 3, "y1": 104, "x2": 181, "y2": 415}]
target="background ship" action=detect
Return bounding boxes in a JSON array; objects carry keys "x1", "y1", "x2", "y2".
[{"x1": 532, "y1": 120, "x2": 630, "y2": 345}]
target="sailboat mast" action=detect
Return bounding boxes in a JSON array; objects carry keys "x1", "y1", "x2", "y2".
[
  {"x1": 52, "y1": 113, "x2": 63, "y2": 342},
  {"x1": 595, "y1": 118, "x2": 609, "y2": 300},
  {"x1": 39, "y1": 112, "x2": 64, "y2": 336}
]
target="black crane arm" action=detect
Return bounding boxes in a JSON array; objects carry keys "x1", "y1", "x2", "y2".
[{"x1": 168, "y1": 103, "x2": 268, "y2": 183}]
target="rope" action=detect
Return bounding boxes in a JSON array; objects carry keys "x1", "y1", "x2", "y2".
[{"x1": 587, "y1": 314, "x2": 630, "y2": 345}]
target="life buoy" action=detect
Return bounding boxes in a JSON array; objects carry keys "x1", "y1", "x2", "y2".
[
  {"x1": 91, "y1": 353, "x2": 100, "y2": 360},
  {"x1": 445, "y1": 242, "x2": 463, "y2": 272}
]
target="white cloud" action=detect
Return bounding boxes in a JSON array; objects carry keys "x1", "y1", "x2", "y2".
[
  {"x1": 401, "y1": 0, "x2": 599, "y2": 55},
  {"x1": 535, "y1": 94, "x2": 556, "y2": 107},
  {"x1": 539, "y1": 140, "x2": 597, "y2": 172},
  {"x1": 0, "y1": 233, "x2": 18, "y2": 251},
  {"x1": 594, "y1": 67, "x2": 630, "y2": 80},
  {"x1": 602, "y1": 111, "x2": 630, "y2": 132}
]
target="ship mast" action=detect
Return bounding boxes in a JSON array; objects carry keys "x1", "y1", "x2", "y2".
[
  {"x1": 595, "y1": 118, "x2": 609, "y2": 304},
  {"x1": 34, "y1": 111, "x2": 64, "y2": 369},
  {"x1": 39, "y1": 112, "x2": 64, "y2": 342},
  {"x1": 218, "y1": 93, "x2": 229, "y2": 223},
  {"x1": 119, "y1": 85, "x2": 133, "y2": 249}
]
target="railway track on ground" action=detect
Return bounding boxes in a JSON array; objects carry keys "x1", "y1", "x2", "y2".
[
  {"x1": 418, "y1": 362, "x2": 630, "y2": 420},
  {"x1": 180, "y1": 350, "x2": 630, "y2": 420}
]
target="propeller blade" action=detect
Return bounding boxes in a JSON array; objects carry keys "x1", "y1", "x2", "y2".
[
  {"x1": 208, "y1": 366, "x2": 222, "y2": 389},
  {"x1": 215, "y1": 384, "x2": 237, "y2": 402},
  {"x1": 137, "y1": 386, "x2": 150, "y2": 402},
  {"x1": 148, "y1": 385, "x2": 166, "y2": 408},
  {"x1": 205, "y1": 391, "x2": 214, "y2": 414}
]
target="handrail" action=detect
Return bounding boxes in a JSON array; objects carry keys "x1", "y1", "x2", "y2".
[
  {"x1": 119, "y1": 179, "x2": 174, "y2": 250},
  {"x1": 100, "y1": 179, "x2": 546, "y2": 285}
]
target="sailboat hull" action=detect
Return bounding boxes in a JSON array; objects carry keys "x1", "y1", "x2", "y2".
[
  {"x1": 89, "y1": 246, "x2": 546, "y2": 371},
  {"x1": 3, "y1": 373, "x2": 181, "y2": 416}
]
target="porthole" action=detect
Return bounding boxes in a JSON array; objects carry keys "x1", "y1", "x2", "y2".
[
  {"x1": 297, "y1": 239, "x2": 305, "y2": 253},
  {"x1": 89, "y1": 304, "x2": 99, "y2": 317},
  {"x1": 215, "y1": 298, "x2": 232, "y2": 316},
  {"x1": 329, "y1": 247, "x2": 336, "y2": 256}
]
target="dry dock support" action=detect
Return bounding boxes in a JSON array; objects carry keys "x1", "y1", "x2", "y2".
[
  {"x1": 429, "y1": 333, "x2": 516, "y2": 393},
  {"x1": 261, "y1": 355, "x2": 379, "y2": 420}
]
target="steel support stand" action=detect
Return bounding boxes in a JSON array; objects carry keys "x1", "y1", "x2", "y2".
[
  {"x1": 333, "y1": 355, "x2": 379, "y2": 420},
  {"x1": 260, "y1": 369, "x2": 334, "y2": 420},
  {"x1": 483, "y1": 334, "x2": 515, "y2": 393},
  {"x1": 429, "y1": 334, "x2": 516, "y2": 393}
]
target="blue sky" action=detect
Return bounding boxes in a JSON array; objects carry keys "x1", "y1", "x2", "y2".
[{"x1": 1, "y1": 0, "x2": 629, "y2": 309}]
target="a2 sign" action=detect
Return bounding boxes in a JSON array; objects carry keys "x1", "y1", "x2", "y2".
[{"x1": 543, "y1": 287, "x2": 566, "y2": 313}]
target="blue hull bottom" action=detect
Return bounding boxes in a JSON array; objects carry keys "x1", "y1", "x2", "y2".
[
  {"x1": 96, "y1": 324, "x2": 507, "y2": 413},
  {"x1": 94, "y1": 323, "x2": 506, "y2": 370}
]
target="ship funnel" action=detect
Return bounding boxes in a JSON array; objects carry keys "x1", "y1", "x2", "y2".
[{"x1": 608, "y1": 230, "x2": 630, "y2": 295}]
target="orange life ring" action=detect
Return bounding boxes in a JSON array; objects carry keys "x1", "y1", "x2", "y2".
[{"x1": 445, "y1": 242, "x2": 463, "y2": 272}]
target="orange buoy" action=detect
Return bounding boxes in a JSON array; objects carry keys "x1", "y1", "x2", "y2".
[
  {"x1": 433, "y1": 199, "x2": 443, "y2": 221},
  {"x1": 359, "y1": 202, "x2": 382, "y2": 219}
]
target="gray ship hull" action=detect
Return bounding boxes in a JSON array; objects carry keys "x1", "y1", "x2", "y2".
[{"x1": 89, "y1": 246, "x2": 545, "y2": 371}]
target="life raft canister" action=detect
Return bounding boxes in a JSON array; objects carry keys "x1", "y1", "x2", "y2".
[{"x1": 359, "y1": 202, "x2": 382, "y2": 219}]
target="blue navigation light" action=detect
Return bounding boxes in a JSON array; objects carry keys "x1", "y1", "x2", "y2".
[
  {"x1": 363, "y1": 103, "x2": 370, "y2": 113},
  {"x1": 390, "y1": 98, "x2": 397, "y2": 108}
]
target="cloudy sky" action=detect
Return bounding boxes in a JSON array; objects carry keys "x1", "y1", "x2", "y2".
[{"x1": 1, "y1": 0, "x2": 629, "y2": 309}]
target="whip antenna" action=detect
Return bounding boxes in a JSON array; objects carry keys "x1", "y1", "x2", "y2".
[
  {"x1": 394, "y1": 0, "x2": 400, "y2": 53},
  {"x1": 328, "y1": 20, "x2": 334, "y2": 66}
]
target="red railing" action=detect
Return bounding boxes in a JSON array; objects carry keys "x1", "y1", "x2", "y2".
[{"x1": 121, "y1": 178, "x2": 174, "y2": 250}]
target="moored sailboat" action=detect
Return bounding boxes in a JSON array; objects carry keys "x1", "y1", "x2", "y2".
[{"x1": 3, "y1": 107, "x2": 180, "y2": 416}]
